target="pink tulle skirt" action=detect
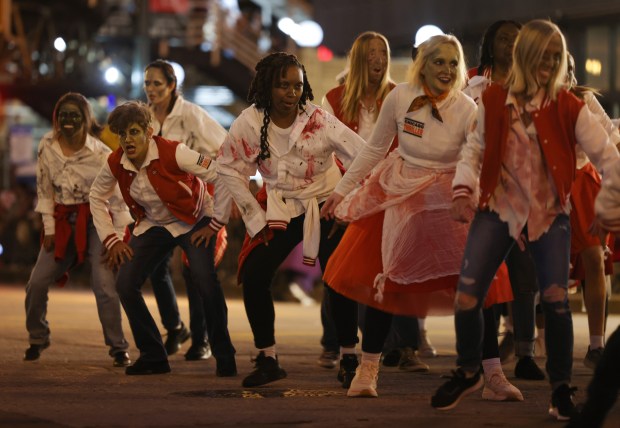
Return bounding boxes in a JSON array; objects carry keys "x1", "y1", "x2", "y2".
[{"x1": 324, "y1": 153, "x2": 511, "y2": 317}]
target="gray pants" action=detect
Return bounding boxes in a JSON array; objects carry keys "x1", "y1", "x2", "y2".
[{"x1": 25, "y1": 220, "x2": 128, "y2": 355}]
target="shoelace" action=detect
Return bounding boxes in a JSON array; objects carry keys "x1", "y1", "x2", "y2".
[
  {"x1": 488, "y1": 372, "x2": 511, "y2": 387},
  {"x1": 358, "y1": 362, "x2": 378, "y2": 382}
]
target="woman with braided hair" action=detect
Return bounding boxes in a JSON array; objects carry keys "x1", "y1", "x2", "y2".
[{"x1": 214, "y1": 52, "x2": 366, "y2": 387}]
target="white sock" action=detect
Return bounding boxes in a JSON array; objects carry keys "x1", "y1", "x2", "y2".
[
  {"x1": 340, "y1": 346, "x2": 356, "y2": 358},
  {"x1": 259, "y1": 346, "x2": 276, "y2": 359},
  {"x1": 362, "y1": 351, "x2": 381, "y2": 363},
  {"x1": 482, "y1": 357, "x2": 502, "y2": 378},
  {"x1": 418, "y1": 317, "x2": 427, "y2": 331},
  {"x1": 590, "y1": 335, "x2": 605, "y2": 349}
]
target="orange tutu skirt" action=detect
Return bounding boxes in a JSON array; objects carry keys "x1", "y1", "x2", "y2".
[{"x1": 324, "y1": 211, "x2": 512, "y2": 318}]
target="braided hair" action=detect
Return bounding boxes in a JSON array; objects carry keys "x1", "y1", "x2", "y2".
[{"x1": 247, "y1": 52, "x2": 314, "y2": 161}]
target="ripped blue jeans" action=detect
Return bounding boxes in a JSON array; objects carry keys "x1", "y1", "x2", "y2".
[{"x1": 455, "y1": 210, "x2": 573, "y2": 388}]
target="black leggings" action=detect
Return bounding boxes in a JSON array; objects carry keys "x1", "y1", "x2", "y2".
[{"x1": 240, "y1": 212, "x2": 358, "y2": 349}]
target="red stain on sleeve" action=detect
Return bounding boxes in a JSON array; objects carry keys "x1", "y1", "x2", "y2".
[{"x1": 302, "y1": 111, "x2": 323, "y2": 139}]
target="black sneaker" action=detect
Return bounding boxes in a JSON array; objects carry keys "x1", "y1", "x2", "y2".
[
  {"x1": 431, "y1": 368, "x2": 483, "y2": 410},
  {"x1": 242, "y1": 352, "x2": 287, "y2": 387},
  {"x1": 583, "y1": 346, "x2": 603, "y2": 370},
  {"x1": 337, "y1": 354, "x2": 359, "y2": 389},
  {"x1": 125, "y1": 358, "x2": 171, "y2": 375},
  {"x1": 23, "y1": 342, "x2": 50, "y2": 361},
  {"x1": 184, "y1": 343, "x2": 212, "y2": 361},
  {"x1": 515, "y1": 356, "x2": 545, "y2": 380},
  {"x1": 113, "y1": 351, "x2": 131, "y2": 367},
  {"x1": 381, "y1": 348, "x2": 402, "y2": 367},
  {"x1": 216, "y1": 355, "x2": 238, "y2": 377},
  {"x1": 164, "y1": 323, "x2": 190, "y2": 356},
  {"x1": 548, "y1": 384, "x2": 577, "y2": 421}
]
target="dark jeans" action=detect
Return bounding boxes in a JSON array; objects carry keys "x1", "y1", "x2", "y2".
[
  {"x1": 505, "y1": 243, "x2": 539, "y2": 357},
  {"x1": 116, "y1": 217, "x2": 235, "y2": 362},
  {"x1": 455, "y1": 210, "x2": 573, "y2": 387},
  {"x1": 150, "y1": 250, "x2": 207, "y2": 345},
  {"x1": 149, "y1": 250, "x2": 182, "y2": 331},
  {"x1": 241, "y1": 212, "x2": 358, "y2": 349}
]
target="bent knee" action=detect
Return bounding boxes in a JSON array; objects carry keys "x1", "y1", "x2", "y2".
[
  {"x1": 455, "y1": 291, "x2": 478, "y2": 311},
  {"x1": 541, "y1": 284, "x2": 570, "y2": 314}
]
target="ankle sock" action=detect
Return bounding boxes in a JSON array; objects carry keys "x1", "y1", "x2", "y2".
[
  {"x1": 589, "y1": 335, "x2": 604, "y2": 349},
  {"x1": 340, "y1": 346, "x2": 356, "y2": 358},
  {"x1": 482, "y1": 357, "x2": 502, "y2": 379},
  {"x1": 362, "y1": 352, "x2": 381, "y2": 363},
  {"x1": 259, "y1": 346, "x2": 276, "y2": 359}
]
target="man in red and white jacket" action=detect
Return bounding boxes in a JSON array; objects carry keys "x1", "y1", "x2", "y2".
[{"x1": 89, "y1": 101, "x2": 236, "y2": 376}]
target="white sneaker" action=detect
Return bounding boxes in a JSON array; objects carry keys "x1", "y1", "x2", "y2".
[
  {"x1": 419, "y1": 329, "x2": 437, "y2": 358},
  {"x1": 482, "y1": 371, "x2": 524, "y2": 401},
  {"x1": 347, "y1": 360, "x2": 379, "y2": 398}
]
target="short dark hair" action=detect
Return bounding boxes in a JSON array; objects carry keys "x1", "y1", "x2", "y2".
[{"x1": 107, "y1": 101, "x2": 152, "y2": 135}]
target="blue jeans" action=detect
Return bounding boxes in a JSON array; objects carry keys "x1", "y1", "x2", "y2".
[
  {"x1": 455, "y1": 210, "x2": 573, "y2": 387},
  {"x1": 116, "y1": 217, "x2": 235, "y2": 362},
  {"x1": 25, "y1": 220, "x2": 128, "y2": 355}
]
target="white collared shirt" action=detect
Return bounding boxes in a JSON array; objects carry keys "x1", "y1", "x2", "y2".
[
  {"x1": 216, "y1": 103, "x2": 365, "y2": 237},
  {"x1": 35, "y1": 132, "x2": 132, "y2": 235},
  {"x1": 152, "y1": 96, "x2": 227, "y2": 157},
  {"x1": 90, "y1": 139, "x2": 217, "y2": 242},
  {"x1": 335, "y1": 82, "x2": 477, "y2": 197}
]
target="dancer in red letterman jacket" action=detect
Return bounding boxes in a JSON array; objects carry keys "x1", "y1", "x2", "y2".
[
  {"x1": 431, "y1": 20, "x2": 619, "y2": 419},
  {"x1": 25, "y1": 92, "x2": 132, "y2": 366},
  {"x1": 213, "y1": 52, "x2": 366, "y2": 388},
  {"x1": 89, "y1": 101, "x2": 236, "y2": 376}
]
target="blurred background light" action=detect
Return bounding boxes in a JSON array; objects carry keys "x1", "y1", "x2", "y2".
[
  {"x1": 53, "y1": 37, "x2": 66, "y2": 53},
  {"x1": 414, "y1": 24, "x2": 444, "y2": 47},
  {"x1": 104, "y1": 66, "x2": 121, "y2": 84}
]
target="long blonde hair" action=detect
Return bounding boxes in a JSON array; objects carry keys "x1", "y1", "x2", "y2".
[
  {"x1": 406, "y1": 34, "x2": 467, "y2": 98},
  {"x1": 341, "y1": 31, "x2": 393, "y2": 124},
  {"x1": 507, "y1": 19, "x2": 567, "y2": 101}
]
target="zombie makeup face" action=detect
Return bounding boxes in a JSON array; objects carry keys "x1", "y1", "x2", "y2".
[{"x1": 57, "y1": 102, "x2": 84, "y2": 138}]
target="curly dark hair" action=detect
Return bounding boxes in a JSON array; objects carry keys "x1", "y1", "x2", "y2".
[
  {"x1": 52, "y1": 92, "x2": 102, "y2": 140},
  {"x1": 144, "y1": 59, "x2": 179, "y2": 115},
  {"x1": 247, "y1": 52, "x2": 314, "y2": 161},
  {"x1": 107, "y1": 101, "x2": 152, "y2": 135},
  {"x1": 477, "y1": 20, "x2": 522, "y2": 75}
]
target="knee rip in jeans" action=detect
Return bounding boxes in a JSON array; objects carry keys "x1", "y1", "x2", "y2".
[
  {"x1": 455, "y1": 290, "x2": 478, "y2": 311},
  {"x1": 542, "y1": 284, "x2": 568, "y2": 314}
]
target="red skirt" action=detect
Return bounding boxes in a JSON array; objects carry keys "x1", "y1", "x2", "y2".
[
  {"x1": 569, "y1": 163, "x2": 614, "y2": 279},
  {"x1": 323, "y1": 211, "x2": 512, "y2": 317}
]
